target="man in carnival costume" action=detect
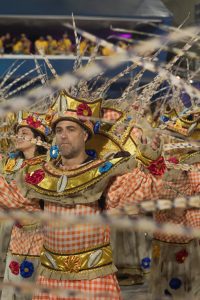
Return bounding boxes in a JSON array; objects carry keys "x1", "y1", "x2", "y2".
[
  {"x1": 0, "y1": 86, "x2": 196, "y2": 300},
  {"x1": 0, "y1": 111, "x2": 51, "y2": 300}
]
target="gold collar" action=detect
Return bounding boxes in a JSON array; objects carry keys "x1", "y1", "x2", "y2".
[{"x1": 24, "y1": 156, "x2": 128, "y2": 197}]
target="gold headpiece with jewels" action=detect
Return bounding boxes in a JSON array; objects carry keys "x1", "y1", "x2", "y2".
[
  {"x1": 15, "y1": 111, "x2": 51, "y2": 140},
  {"x1": 160, "y1": 106, "x2": 200, "y2": 140},
  {"x1": 47, "y1": 90, "x2": 102, "y2": 138},
  {"x1": 97, "y1": 108, "x2": 155, "y2": 165}
]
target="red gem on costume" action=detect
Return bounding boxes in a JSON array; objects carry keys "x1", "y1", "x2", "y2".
[
  {"x1": 147, "y1": 156, "x2": 166, "y2": 176},
  {"x1": 167, "y1": 157, "x2": 179, "y2": 164},
  {"x1": 25, "y1": 169, "x2": 45, "y2": 185},
  {"x1": 26, "y1": 116, "x2": 41, "y2": 129},
  {"x1": 175, "y1": 249, "x2": 188, "y2": 264},
  {"x1": 9, "y1": 261, "x2": 20, "y2": 275},
  {"x1": 76, "y1": 103, "x2": 92, "y2": 117}
]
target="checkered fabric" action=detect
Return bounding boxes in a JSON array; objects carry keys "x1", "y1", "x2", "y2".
[
  {"x1": 154, "y1": 210, "x2": 194, "y2": 243},
  {"x1": 187, "y1": 209, "x2": 200, "y2": 228},
  {"x1": 44, "y1": 202, "x2": 110, "y2": 253},
  {"x1": 33, "y1": 274, "x2": 122, "y2": 300},
  {"x1": 1, "y1": 166, "x2": 200, "y2": 299},
  {"x1": 0, "y1": 177, "x2": 42, "y2": 255},
  {"x1": 9, "y1": 225, "x2": 43, "y2": 255},
  {"x1": 0, "y1": 177, "x2": 40, "y2": 211},
  {"x1": 42, "y1": 168, "x2": 195, "y2": 253},
  {"x1": 153, "y1": 163, "x2": 200, "y2": 243},
  {"x1": 106, "y1": 168, "x2": 191, "y2": 209},
  {"x1": 188, "y1": 163, "x2": 200, "y2": 193}
]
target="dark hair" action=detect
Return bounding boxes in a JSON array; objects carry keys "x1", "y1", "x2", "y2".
[{"x1": 17, "y1": 127, "x2": 47, "y2": 158}]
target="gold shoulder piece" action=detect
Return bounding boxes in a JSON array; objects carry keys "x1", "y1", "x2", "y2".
[{"x1": 24, "y1": 157, "x2": 129, "y2": 199}]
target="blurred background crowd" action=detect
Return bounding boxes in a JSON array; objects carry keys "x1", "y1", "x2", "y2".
[{"x1": 0, "y1": 32, "x2": 130, "y2": 56}]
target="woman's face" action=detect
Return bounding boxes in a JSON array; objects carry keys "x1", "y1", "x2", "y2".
[{"x1": 15, "y1": 127, "x2": 35, "y2": 152}]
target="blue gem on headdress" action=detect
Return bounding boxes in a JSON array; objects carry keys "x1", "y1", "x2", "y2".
[
  {"x1": 169, "y1": 278, "x2": 182, "y2": 290},
  {"x1": 9, "y1": 152, "x2": 20, "y2": 159},
  {"x1": 50, "y1": 145, "x2": 59, "y2": 159},
  {"x1": 160, "y1": 115, "x2": 169, "y2": 123},
  {"x1": 94, "y1": 121, "x2": 101, "y2": 134},
  {"x1": 20, "y1": 260, "x2": 34, "y2": 278},
  {"x1": 99, "y1": 161, "x2": 113, "y2": 174},
  {"x1": 45, "y1": 127, "x2": 50, "y2": 136},
  {"x1": 141, "y1": 257, "x2": 151, "y2": 269},
  {"x1": 86, "y1": 149, "x2": 97, "y2": 159}
]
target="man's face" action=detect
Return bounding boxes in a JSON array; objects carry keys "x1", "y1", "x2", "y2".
[
  {"x1": 15, "y1": 127, "x2": 35, "y2": 152},
  {"x1": 55, "y1": 120, "x2": 88, "y2": 159}
]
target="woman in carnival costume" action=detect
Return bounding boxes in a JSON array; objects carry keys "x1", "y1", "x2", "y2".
[{"x1": 0, "y1": 111, "x2": 51, "y2": 300}]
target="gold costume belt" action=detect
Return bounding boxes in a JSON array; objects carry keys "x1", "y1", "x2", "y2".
[{"x1": 41, "y1": 244, "x2": 113, "y2": 273}]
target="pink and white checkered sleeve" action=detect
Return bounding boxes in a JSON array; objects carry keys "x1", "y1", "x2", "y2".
[
  {"x1": 106, "y1": 168, "x2": 191, "y2": 209},
  {"x1": 187, "y1": 163, "x2": 200, "y2": 194},
  {"x1": 187, "y1": 209, "x2": 200, "y2": 228},
  {"x1": 0, "y1": 175, "x2": 38, "y2": 211}
]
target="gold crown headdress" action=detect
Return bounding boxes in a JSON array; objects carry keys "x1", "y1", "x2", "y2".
[
  {"x1": 160, "y1": 106, "x2": 200, "y2": 140},
  {"x1": 15, "y1": 111, "x2": 51, "y2": 140},
  {"x1": 48, "y1": 90, "x2": 102, "y2": 138}
]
